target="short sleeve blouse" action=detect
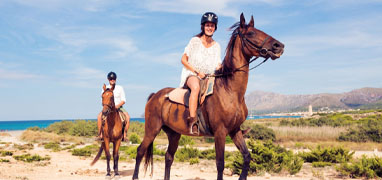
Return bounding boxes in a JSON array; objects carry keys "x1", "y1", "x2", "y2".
[{"x1": 179, "y1": 37, "x2": 221, "y2": 87}]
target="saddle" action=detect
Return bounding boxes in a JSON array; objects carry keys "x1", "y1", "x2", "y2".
[
  {"x1": 166, "y1": 77, "x2": 215, "y2": 136},
  {"x1": 167, "y1": 77, "x2": 215, "y2": 106}
]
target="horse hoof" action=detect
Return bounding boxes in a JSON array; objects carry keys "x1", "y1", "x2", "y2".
[
  {"x1": 114, "y1": 174, "x2": 121, "y2": 180},
  {"x1": 105, "y1": 174, "x2": 111, "y2": 180}
]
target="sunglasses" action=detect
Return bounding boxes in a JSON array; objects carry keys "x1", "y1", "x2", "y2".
[{"x1": 108, "y1": 78, "x2": 116, "y2": 81}]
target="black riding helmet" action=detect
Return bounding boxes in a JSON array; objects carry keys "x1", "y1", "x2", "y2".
[
  {"x1": 107, "y1": 71, "x2": 117, "y2": 80},
  {"x1": 201, "y1": 12, "x2": 218, "y2": 30}
]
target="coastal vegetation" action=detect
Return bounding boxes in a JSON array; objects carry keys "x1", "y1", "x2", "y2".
[{"x1": 10, "y1": 109, "x2": 382, "y2": 179}]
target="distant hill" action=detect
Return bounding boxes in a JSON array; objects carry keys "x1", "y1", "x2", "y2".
[{"x1": 245, "y1": 87, "x2": 382, "y2": 113}]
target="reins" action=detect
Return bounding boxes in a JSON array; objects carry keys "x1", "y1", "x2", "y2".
[{"x1": 208, "y1": 28, "x2": 269, "y2": 78}]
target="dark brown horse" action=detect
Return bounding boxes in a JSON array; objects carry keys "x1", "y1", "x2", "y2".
[
  {"x1": 133, "y1": 13, "x2": 284, "y2": 180},
  {"x1": 91, "y1": 84, "x2": 123, "y2": 178}
]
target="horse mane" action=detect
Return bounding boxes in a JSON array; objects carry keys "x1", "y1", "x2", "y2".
[{"x1": 215, "y1": 22, "x2": 242, "y2": 89}]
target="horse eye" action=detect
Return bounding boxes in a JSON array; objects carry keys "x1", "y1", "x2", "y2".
[{"x1": 247, "y1": 31, "x2": 255, "y2": 37}]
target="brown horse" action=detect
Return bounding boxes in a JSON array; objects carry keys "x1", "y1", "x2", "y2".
[
  {"x1": 91, "y1": 84, "x2": 123, "y2": 178},
  {"x1": 132, "y1": 13, "x2": 284, "y2": 180}
]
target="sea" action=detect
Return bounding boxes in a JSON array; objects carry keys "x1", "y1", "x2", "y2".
[{"x1": 0, "y1": 116, "x2": 300, "y2": 131}]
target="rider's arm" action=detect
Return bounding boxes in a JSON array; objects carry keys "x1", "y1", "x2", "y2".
[
  {"x1": 116, "y1": 86, "x2": 126, "y2": 109},
  {"x1": 181, "y1": 54, "x2": 206, "y2": 78},
  {"x1": 181, "y1": 54, "x2": 198, "y2": 74}
]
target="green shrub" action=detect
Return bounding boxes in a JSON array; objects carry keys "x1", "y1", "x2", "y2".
[
  {"x1": 27, "y1": 126, "x2": 40, "y2": 131},
  {"x1": 230, "y1": 140, "x2": 303, "y2": 175},
  {"x1": 13, "y1": 143, "x2": 34, "y2": 150},
  {"x1": 339, "y1": 117, "x2": 382, "y2": 143},
  {"x1": 0, "y1": 150, "x2": 13, "y2": 156},
  {"x1": 45, "y1": 121, "x2": 74, "y2": 134},
  {"x1": 244, "y1": 124, "x2": 276, "y2": 141},
  {"x1": 71, "y1": 144, "x2": 99, "y2": 157},
  {"x1": 72, "y1": 148, "x2": 92, "y2": 157},
  {"x1": 299, "y1": 146, "x2": 354, "y2": 163},
  {"x1": 44, "y1": 142, "x2": 61, "y2": 152},
  {"x1": 0, "y1": 158, "x2": 10, "y2": 162},
  {"x1": 43, "y1": 120, "x2": 97, "y2": 137},
  {"x1": 280, "y1": 113, "x2": 356, "y2": 127},
  {"x1": 128, "y1": 122, "x2": 145, "y2": 137},
  {"x1": 175, "y1": 146, "x2": 199, "y2": 162},
  {"x1": 204, "y1": 137, "x2": 215, "y2": 143},
  {"x1": 189, "y1": 158, "x2": 199, "y2": 165},
  {"x1": 179, "y1": 136, "x2": 195, "y2": 146},
  {"x1": 199, "y1": 149, "x2": 216, "y2": 160},
  {"x1": 284, "y1": 155, "x2": 304, "y2": 175},
  {"x1": 69, "y1": 120, "x2": 97, "y2": 136},
  {"x1": 312, "y1": 161, "x2": 332, "y2": 167},
  {"x1": 13, "y1": 154, "x2": 50, "y2": 162},
  {"x1": 121, "y1": 145, "x2": 138, "y2": 159},
  {"x1": 337, "y1": 155, "x2": 382, "y2": 178},
  {"x1": 129, "y1": 133, "x2": 141, "y2": 144}
]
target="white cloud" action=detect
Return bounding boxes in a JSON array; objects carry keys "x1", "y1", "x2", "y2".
[
  {"x1": 0, "y1": 61, "x2": 43, "y2": 80},
  {"x1": 0, "y1": 68, "x2": 42, "y2": 80},
  {"x1": 36, "y1": 25, "x2": 138, "y2": 60},
  {"x1": 58, "y1": 66, "x2": 105, "y2": 88},
  {"x1": 9, "y1": 0, "x2": 119, "y2": 12}
]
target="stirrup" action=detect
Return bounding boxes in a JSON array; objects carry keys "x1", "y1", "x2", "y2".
[{"x1": 189, "y1": 121, "x2": 199, "y2": 135}]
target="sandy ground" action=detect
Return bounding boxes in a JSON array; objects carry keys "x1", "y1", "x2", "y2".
[{"x1": 0, "y1": 131, "x2": 379, "y2": 180}]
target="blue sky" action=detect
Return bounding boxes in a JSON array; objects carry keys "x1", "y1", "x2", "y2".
[{"x1": 0, "y1": 0, "x2": 381, "y2": 121}]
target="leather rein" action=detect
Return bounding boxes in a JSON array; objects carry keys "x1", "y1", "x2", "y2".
[{"x1": 208, "y1": 29, "x2": 270, "y2": 78}]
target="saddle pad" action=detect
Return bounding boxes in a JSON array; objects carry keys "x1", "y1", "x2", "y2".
[
  {"x1": 199, "y1": 77, "x2": 215, "y2": 104},
  {"x1": 167, "y1": 77, "x2": 215, "y2": 106},
  {"x1": 118, "y1": 110, "x2": 126, "y2": 121},
  {"x1": 168, "y1": 88, "x2": 190, "y2": 106}
]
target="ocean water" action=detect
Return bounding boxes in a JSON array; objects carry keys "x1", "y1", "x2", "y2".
[
  {"x1": 0, "y1": 118, "x2": 145, "y2": 131},
  {"x1": 0, "y1": 116, "x2": 300, "y2": 131}
]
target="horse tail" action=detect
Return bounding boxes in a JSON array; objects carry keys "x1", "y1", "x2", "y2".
[
  {"x1": 143, "y1": 142, "x2": 154, "y2": 177},
  {"x1": 90, "y1": 142, "x2": 104, "y2": 166},
  {"x1": 241, "y1": 128, "x2": 251, "y2": 136},
  {"x1": 147, "y1": 93, "x2": 155, "y2": 101}
]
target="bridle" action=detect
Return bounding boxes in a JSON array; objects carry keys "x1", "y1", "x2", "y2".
[
  {"x1": 101, "y1": 90, "x2": 115, "y2": 115},
  {"x1": 208, "y1": 28, "x2": 270, "y2": 77}
]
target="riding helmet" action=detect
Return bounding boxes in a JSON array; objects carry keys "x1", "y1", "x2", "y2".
[
  {"x1": 201, "y1": 12, "x2": 218, "y2": 30},
  {"x1": 107, "y1": 71, "x2": 117, "y2": 80}
]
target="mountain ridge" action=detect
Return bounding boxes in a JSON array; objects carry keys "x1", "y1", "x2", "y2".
[{"x1": 245, "y1": 87, "x2": 382, "y2": 113}]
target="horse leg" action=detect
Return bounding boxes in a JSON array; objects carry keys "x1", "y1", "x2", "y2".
[
  {"x1": 104, "y1": 140, "x2": 112, "y2": 177},
  {"x1": 162, "y1": 127, "x2": 181, "y2": 180},
  {"x1": 113, "y1": 140, "x2": 121, "y2": 176},
  {"x1": 214, "y1": 131, "x2": 227, "y2": 180},
  {"x1": 230, "y1": 130, "x2": 251, "y2": 180},
  {"x1": 132, "y1": 122, "x2": 162, "y2": 180}
]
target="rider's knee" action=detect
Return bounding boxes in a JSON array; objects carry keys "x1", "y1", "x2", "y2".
[{"x1": 190, "y1": 84, "x2": 200, "y2": 92}]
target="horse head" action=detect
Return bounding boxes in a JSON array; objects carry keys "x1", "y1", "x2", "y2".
[
  {"x1": 101, "y1": 84, "x2": 115, "y2": 117},
  {"x1": 237, "y1": 13, "x2": 284, "y2": 60}
]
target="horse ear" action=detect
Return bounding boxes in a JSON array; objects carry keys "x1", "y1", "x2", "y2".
[
  {"x1": 110, "y1": 84, "x2": 115, "y2": 91},
  {"x1": 240, "y1": 13, "x2": 246, "y2": 28},
  {"x1": 103, "y1": 84, "x2": 106, "y2": 91},
  {"x1": 248, "y1": 15, "x2": 254, "y2": 27}
]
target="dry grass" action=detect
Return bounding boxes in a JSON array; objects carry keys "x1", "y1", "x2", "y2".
[
  {"x1": 0, "y1": 132, "x2": 11, "y2": 137},
  {"x1": 20, "y1": 130, "x2": 83, "y2": 144},
  {"x1": 271, "y1": 126, "x2": 347, "y2": 142},
  {"x1": 278, "y1": 140, "x2": 382, "y2": 151}
]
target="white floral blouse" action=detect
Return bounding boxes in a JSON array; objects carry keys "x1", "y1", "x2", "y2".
[{"x1": 179, "y1": 37, "x2": 222, "y2": 87}]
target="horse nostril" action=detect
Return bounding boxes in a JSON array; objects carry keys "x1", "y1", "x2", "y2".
[{"x1": 272, "y1": 42, "x2": 281, "y2": 49}]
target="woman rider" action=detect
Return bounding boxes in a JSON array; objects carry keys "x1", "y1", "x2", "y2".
[{"x1": 180, "y1": 12, "x2": 222, "y2": 134}]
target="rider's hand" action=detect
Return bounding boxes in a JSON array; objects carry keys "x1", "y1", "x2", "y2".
[{"x1": 198, "y1": 72, "x2": 206, "y2": 79}]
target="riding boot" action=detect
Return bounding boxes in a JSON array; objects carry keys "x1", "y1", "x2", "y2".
[{"x1": 187, "y1": 116, "x2": 199, "y2": 135}]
